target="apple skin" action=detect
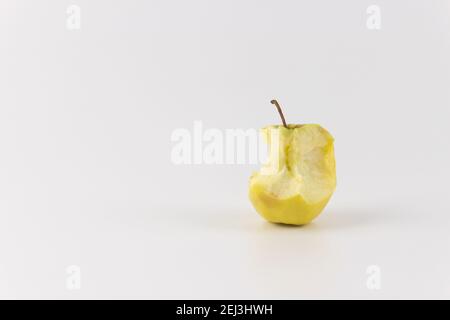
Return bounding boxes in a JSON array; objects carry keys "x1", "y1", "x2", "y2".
[
  {"x1": 249, "y1": 184, "x2": 333, "y2": 225},
  {"x1": 249, "y1": 124, "x2": 336, "y2": 225}
]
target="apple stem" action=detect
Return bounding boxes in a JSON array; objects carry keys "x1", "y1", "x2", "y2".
[{"x1": 270, "y1": 100, "x2": 288, "y2": 128}]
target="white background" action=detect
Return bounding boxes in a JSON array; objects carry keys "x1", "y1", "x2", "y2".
[{"x1": 1, "y1": 0, "x2": 450, "y2": 299}]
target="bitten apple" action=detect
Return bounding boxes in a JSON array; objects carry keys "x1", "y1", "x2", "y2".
[{"x1": 249, "y1": 100, "x2": 336, "y2": 225}]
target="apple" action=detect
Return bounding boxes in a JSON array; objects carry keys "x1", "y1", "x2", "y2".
[{"x1": 249, "y1": 100, "x2": 336, "y2": 225}]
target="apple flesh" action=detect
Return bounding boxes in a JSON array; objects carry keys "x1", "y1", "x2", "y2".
[{"x1": 249, "y1": 124, "x2": 336, "y2": 225}]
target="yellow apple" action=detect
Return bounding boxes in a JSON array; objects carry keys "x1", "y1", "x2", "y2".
[{"x1": 249, "y1": 100, "x2": 336, "y2": 225}]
